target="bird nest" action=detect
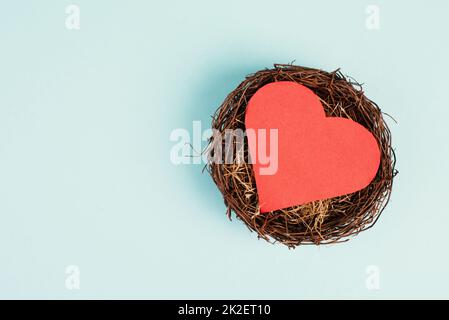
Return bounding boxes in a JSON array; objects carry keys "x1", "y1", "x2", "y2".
[{"x1": 207, "y1": 64, "x2": 396, "y2": 248}]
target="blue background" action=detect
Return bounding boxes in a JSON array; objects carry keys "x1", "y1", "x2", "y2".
[{"x1": 1, "y1": 0, "x2": 448, "y2": 299}]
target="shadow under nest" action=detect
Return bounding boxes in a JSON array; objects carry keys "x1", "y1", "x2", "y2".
[{"x1": 207, "y1": 64, "x2": 396, "y2": 248}]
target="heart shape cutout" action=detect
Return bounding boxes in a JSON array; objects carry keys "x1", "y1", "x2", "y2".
[{"x1": 245, "y1": 81, "x2": 381, "y2": 213}]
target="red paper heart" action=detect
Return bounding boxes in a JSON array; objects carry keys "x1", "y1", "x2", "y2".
[{"x1": 245, "y1": 81, "x2": 381, "y2": 213}]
